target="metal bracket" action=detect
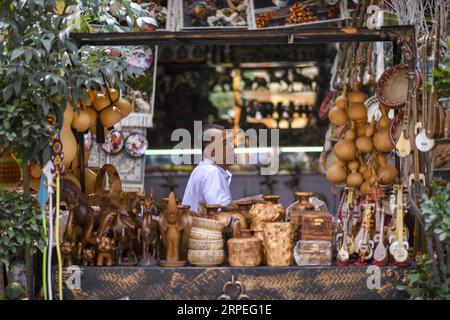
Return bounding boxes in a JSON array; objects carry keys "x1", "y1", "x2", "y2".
[{"x1": 217, "y1": 275, "x2": 249, "y2": 300}]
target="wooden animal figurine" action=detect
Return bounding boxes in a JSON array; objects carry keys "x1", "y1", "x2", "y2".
[
  {"x1": 158, "y1": 192, "x2": 188, "y2": 267},
  {"x1": 96, "y1": 236, "x2": 116, "y2": 267},
  {"x1": 113, "y1": 207, "x2": 138, "y2": 266},
  {"x1": 61, "y1": 241, "x2": 78, "y2": 266},
  {"x1": 137, "y1": 190, "x2": 159, "y2": 267},
  {"x1": 82, "y1": 247, "x2": 97, "y2": 266}
]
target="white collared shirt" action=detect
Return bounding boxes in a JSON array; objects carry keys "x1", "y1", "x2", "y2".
[{"x1": 182, "y1": 158, "x2": 232, "y2": 213}]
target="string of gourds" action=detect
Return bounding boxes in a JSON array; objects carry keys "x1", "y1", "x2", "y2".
[
  {"x1": 326, "y1": 80, "x2": 398, "y2": 194},
  {"x1": 60, "y1": 87, "x2": 133, "y2": 169}
]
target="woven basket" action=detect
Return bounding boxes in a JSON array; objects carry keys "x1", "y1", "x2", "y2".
[
  {"x1": 189, "y1": 227, "x2": 223, "y2": 241},
  {"x1": 191, "y1": 217, "x2": 225, "y2": 232},
  {"x1": 188, "y1": 238, "x2": 224, "y2": 250},
  {"x1": 187, "y1": 249, "x2": 225, "y2": 266}
]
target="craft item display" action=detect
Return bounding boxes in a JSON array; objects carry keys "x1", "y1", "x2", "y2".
[
  {"x1": 159, "y1": 192, "x2": 188, "y2": 267},
  {"x1": 294, "y1": 240, "x2": 332, "y2": 266},
  {"x1": 227, "y1": 228, "x2": 262, "y2": 267},
  {"x1": 263, "y1": 222, "x2": 294, "y2": 266},
  {"x1": 187, "y1": 205, "x2": 225, "y2": 267}
]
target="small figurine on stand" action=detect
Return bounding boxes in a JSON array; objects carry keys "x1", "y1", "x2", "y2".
[
  {"x1": 137, "y1": 190, "x2": 159, "y2": 267},
  {"x1": 96, "y1": 236, "x2": 116, "y2": 267},
  {"x1": 158, "y1": 192, "x2": 188, "y2": 267},
  {"x1": 82, "y1": 247, "x2": 97, "y2": 266},
  {"x1": 61, "y1": 241, "x2": 78, "y2": 266}
]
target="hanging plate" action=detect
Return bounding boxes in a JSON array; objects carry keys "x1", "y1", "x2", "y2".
[
  {"x1": 102, "y1": 130, "x2": 124, "y2": 155},
  {"x1": 124, "y1": 132, "x2": 148, "y2": 158}
]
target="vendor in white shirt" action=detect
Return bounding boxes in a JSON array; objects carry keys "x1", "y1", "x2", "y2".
[{"x1": 182, "y1": 124, "x2": 261, "y2": 213}]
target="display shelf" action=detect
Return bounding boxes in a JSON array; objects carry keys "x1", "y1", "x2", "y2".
[{"x1": 54, "y1": 265, "x2": 409, "y2": 300}]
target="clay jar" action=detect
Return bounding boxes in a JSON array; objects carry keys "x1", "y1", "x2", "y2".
[
  {"x1": 263, "y1": 222, "x2": 294, "y2": 266},
  {"x1": 346, "y1": 160, "x2": 363, "y2": 187},
  {"x1": 333, "y1": 124, "x2": 357, "y2": 161},
  {"x1": 326, "y1": 156, "x2": 347, "y2": 184},
  {"x1": 376, "y1": 153, "x2": 398, "y2": 185},
  {"x1": 347, "y1": 82, "x2": 367, "y2": 122},
  {"x1": 227, "y1": 229, "x2": 262, "y2": 267},
  {"x1": 328, "y1": 85, "x2": 349, "y2": 126}
]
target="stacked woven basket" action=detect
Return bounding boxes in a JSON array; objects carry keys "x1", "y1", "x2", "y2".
[{"x1": 187, "y1": 217, "x2": 225, "y2": 267}]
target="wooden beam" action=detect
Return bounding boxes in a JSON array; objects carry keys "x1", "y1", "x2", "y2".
[{"x1": 72, "y1": 26, "x2": 415, "y2": 47}]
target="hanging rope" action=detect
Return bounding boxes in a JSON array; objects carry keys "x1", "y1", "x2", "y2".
[{"x1": 55, "y1": 172, "x2": 63, "y2": 300}]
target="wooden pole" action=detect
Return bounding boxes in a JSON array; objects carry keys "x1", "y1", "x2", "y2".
[{"x1": 22, "y1": 161, "x2": 35, "y2": 299}]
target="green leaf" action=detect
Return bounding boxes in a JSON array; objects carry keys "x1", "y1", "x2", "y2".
[
  {"x1": 40, "y1": 39, "x2": 52, "y2": 53},
  {"x1": 3, "y1": 84, "x2": 14, "y2": 102},
  {"x1": 11, "y1": 48, "x2": 25, "y2": 61}
]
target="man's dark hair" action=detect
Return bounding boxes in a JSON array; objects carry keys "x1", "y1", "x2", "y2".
[{"x1": 202, "y1": 124, "x2": 226, "y2": 153}]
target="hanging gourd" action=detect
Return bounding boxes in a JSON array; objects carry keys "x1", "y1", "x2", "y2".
[
  {"x1": 355, "y1": 117, "x2": 375, "y2": 153},
  {"x1": 85, "y1": 107, "x2": 97, "y2": 129},
  {"x1": 100, "y1": 106, "x2": 123, "y2": 128},
  {"x1": 326, "y1": 157, "x2": 347, "y2": 184},
  {"x1": 347, "y1": 81, "x2": 367, "y2": 122},
  {"x1": 376, "y1": 153, "x2": 398, "y2": 185},
  {"x1": 328, "y1": 85, "x2": 349, "y2": 126},
  {"x1": 71, "y1": 108, "x2": 91, "y2": 132},
  {"x1": 93, "y1": 93, "x2": 110, "y2": 111},
  {"x1": 333, "y1": 122, "x2": 357, "y2": 161},
  {"x1": 105, "y1": 87, "x2": 119, "y2": 103},
  {"x1": 346, "y1": 160, "x2": 363, "y2": 187},
  {"x1": 373, "y1": 104, "x2": 394, "y2": 153},
  {"x1": 114, "y1": 98, "x2": 133, "y2": 117},
  {"x1": 60, "y1": 103, "x2": 77, "y2": 168}
]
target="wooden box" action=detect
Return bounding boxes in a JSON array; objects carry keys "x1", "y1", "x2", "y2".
[
  {"x1": 294, "y1": 240, "x2": 332, "y2": 266},
  {"x1": 295, "y1": 211, "x2": 333, "y2": 242}
]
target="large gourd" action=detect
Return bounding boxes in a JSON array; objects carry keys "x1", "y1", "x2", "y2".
[
  {"x1": 72, "y1": 107, "x2": 91, "y2": 132},
  {"x1": 333, "y1": 123, "x2": 357, "y2": 161},
  {"x1": 347, "y1": 82, "x2": 367, "y2": 122},
  {"x1": 373, "y1": 103, "x2": 394, "y2": 152},
  {"x1": 355, "y1": 117, "x2": 375, "y2": 153},
  {"x1": 326, "y1": 157, "x2": 347, "y2": 184},
  {"x1": 60, "y1": 103, "x2": 77, "y2": 168},
  {"x1": 114, "y1": 98, "x2": 133, "y2": 117},
  {"x1": 328, "y1": 85, "x2": 349, "y2": 126},
  {"x1": 376, "y1": 153, "x2": 398, "y2": 185},
  {"x1": 346, "y1": 160, "x2": 363, "y2": 187}
]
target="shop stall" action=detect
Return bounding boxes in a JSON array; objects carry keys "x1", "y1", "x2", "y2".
[
  {"x1": 1, "y1": 0, "x2": 449, "y2": 301},
  {"x1": 52, "y1": 25, "x2": 424, "y2": 300}
]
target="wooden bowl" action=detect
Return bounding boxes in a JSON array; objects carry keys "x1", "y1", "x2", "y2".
[
  {"x1": 188, "y1": 238, "x2": 224, "y2": 250},
  {"x1": 189, "y1": 227, "x2": 223, "y2": 241},
  {"x1": 191, "y1": 217, "x2": 225, "y2": 232},
  {"x1": 187, "y1": 249, "x2": 225, "y2": 267}
]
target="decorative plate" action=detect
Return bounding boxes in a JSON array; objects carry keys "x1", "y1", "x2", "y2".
[
  {"x1": 84, "y1": 131, "x2": 92, "y2": 149},
  {"x1": 376, "y1": 64, "x2": 420, "y2": 109},
  {"x1": 124, "y1": 132, "x2": 148, "y2": 158},
  {"x1": 127, "y1": 46, "x2": 153, "y2": 70},
  {"x1": 102, "y1": 130, "x2": 124, "y2": 155}
]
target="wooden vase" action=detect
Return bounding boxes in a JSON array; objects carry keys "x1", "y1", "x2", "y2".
[
  {"x1": 227, "y1": 229, "x2": 262, "y2": 267},
  {"x1": 263, "y1": 222, "x2": 294, "y2": 266}
]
